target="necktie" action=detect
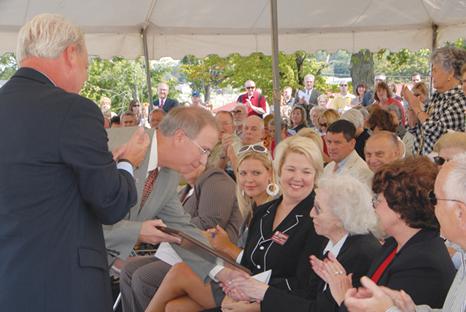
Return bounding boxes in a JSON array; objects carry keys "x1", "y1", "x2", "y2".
[
  {"x1": 140, "y1": 169, "x2": 159, "y2": 208},
  {"x1": 160, "y1": 99, "x2": 165, "y2": 109}
]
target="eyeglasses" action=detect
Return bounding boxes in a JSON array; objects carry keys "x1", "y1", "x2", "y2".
[
  {"x1": 433, "y1": 156, "x2": 446, "y2": 166},
  {"x1": 340, "y1": 84, "x2": 348, "y2": 87},
  {"x1": 238, "y1": 144, "x2": 268, "y2": 154},
  {"x1": 187, "y1": 136, "x2": 211, "y2": 157},
  {"x1": 246, "y1": 86, "x2": 256, "y2": 90},
  {"x1": 313, "y1": 202, "x2": 322, "y2": 215},
  {"x1": 429, "y1": 190, "x2": 465, "y2": 206}
]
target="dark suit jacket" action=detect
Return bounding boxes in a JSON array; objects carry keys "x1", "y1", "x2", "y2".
[
  {"x1": 241, "y1": 192, "x2": 324, "y2": 290},
  {"x1": 262, "y1": 234, "x2": 381, "y2": 312},
  {"x1": 365, "y1": 229, "x2": 455, "y2": 308},
  {"x1": 295, "y1": 88, "x2": 321, "y2": 125},
  {"x1": 153, "y1": 97, "x2": 179, "y2": 113},
  {"x1": 0, "y1": 68, "x2": 137, "y2": 312}
]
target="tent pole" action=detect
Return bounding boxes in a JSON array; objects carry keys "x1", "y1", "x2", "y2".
[
  {"x1": 270, "y1": 0, "x2": 281, "y2": 145},
  {"x1": 141, "y1": 27, "x2": 154, "y2": 111},
  {"x1": 429, "y1": 24, "x2": 439, "y2": 93}
]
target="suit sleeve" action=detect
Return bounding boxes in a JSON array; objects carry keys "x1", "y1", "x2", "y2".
[
  {"x1": 59, "y1": 97, "x2": 137, "y2": 225},
  {"x1": 159, "y1": 187, "x2": 216, "y2": 280}
]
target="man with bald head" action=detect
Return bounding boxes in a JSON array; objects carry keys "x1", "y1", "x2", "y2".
[
  {"x1": 241, "y1": 115, "x2": 265, "y2": 145},
  {"x1": 364, "y1": 131, "x2": 403, "y2": 172},
  {"x1": 236, "y1": 80, "x2": 267, "y2": 117},
  {"x1": 225, "y1": 115, "x2": 265, "y2": 172}
]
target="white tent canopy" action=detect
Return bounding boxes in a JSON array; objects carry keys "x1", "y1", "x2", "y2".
[{"x1": 1, "y1": 0, "x2": 466, "y2": 59}]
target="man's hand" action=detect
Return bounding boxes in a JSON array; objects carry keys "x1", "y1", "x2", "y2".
[
  {"x1": 138, "y1": 219, "x2": 181, "y2": 245},
  {"x1": 118, "y1": 127, "x2": 150, "y2": 168}
]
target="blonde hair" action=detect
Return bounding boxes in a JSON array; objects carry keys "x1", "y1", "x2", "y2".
[
  {"x1": 319, "y1": 109, "x2": 340, "y2": 126},
  {"x1": 433, "y1": 131, "x2": 466, "y2": 153},
  {"x1": 16, "y1": 14, "x2": 84, "y2": 63},
  {"x1": 235, "y1": 151, "x2": 274, "y2": 218},
  {"x1": 274, "y1": 136, "x2": 324, "y2": 182}
]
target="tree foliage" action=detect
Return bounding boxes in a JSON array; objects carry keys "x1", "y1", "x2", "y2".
[
  {"x1": 180, "y1": 54, "x2": 228, "y2": 103},
  {"x1": 0, "y1": 53, "x2": 17, "y2": 80},
  {"x1": 80, "y1": 57, "x2": 178, "y2": 113},
  {"x1": 374, "y1": 48, "x2": 431, "y2": 82},
  {"x1": 350, "y1": 49, "x2": 375, "y2": 89}
]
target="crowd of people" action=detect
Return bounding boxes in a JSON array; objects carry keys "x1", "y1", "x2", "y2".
[{"x1": 2, "y1": 13, "x2": 466, "y2": 312}]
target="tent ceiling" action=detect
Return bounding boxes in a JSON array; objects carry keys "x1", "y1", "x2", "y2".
[{"x1": 1, "y1": 0, "x2": 466, "y2": 59}]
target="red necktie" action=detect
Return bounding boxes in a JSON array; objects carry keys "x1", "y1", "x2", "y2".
[
  {"x1": 140, "y1": 169, "x2": 159, "y2": 208},
  {"x1": 160, "y1": 99, "x2": 165, "y2": 109}
]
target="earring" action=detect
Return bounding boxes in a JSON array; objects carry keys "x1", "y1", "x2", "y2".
[
  {"x1": 241, "y1": 189, "x2": 245, "y2": 197},
  {"x1": 266, "y1": 183, "x2": 280, "y2": 197}
]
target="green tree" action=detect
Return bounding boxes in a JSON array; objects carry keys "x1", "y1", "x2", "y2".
[
  {"x1": 374, "y1": 48, "x2": 431, "y2": 82},
  {"x1": 350, "y1": 49, "x2": 375, "y2": 90},
  {"x1": 81, "y1": 56, "x2": 178, "y2": 113},
  {"x1": 180, "y1": 54, "x2": 228, "y2": 103},
  {"x1": 0, "y1": 53, "x2": 17, "y2": 80}
]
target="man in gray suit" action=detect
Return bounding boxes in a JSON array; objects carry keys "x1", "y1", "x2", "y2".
[{"x1": 105, "y1": 107, "x2": 243, "y2": 312}]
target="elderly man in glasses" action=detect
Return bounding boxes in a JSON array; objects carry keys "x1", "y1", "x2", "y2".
[
  {"x1": 236, "y1": 80, "x2": 267, "y2": 118},
  {"x1": 344, "y1": 153, "x2": 466, "y2": 312},
  {"x1": 329, "y1": 81, "x2": 355, "y2": 113},
  {"x1": 223, "y1": 115, "x2": 265, "y2": 174}
]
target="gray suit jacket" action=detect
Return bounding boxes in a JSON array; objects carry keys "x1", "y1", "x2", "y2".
[
  {"x1": 104, "y1": 167, "x2": 215, "y2": 279},
  {"x1": 183, "y1": 167, "x2": 243, "y2": 242}
]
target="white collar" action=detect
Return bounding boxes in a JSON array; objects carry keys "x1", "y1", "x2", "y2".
[{"x1": 322, "y1": 233, "x2": 349, "y2": 258}]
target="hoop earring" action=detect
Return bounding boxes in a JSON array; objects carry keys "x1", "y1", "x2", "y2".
[{"x1": 266, "y1": 183, "x2": 280, "y2": 197}]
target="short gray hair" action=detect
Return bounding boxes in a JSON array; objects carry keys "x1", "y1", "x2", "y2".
[
  {"x1": 318, "y1": 175, "x2": 378, "y2": 235},
  {"x1": 304, "y1": 74, "x2": 315, "y2": 82},
  {"x1": 159, "y1": 106, "x2": 218, "y2": 138},
  {"x1": 341, "y1": 109, "x2": 364, "y2": 129},
  {"x1": 16, "y1": 14, "x2": 84, "y2": 63},
  {"x1": 431, "y1": 47, "x2": 466, "y2": 81},
  {"x1": 443, "y1": 152, "x2": 466, "y2": 204}
]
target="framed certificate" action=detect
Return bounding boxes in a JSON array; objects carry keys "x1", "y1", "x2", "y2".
[{"x1": 156, "y1": 226, "x2": 251, "y2": 274}]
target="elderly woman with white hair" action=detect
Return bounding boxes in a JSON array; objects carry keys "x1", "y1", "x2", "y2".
[{"x1": 226, "y1": 175, "x2": 381, "y2": 312}]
